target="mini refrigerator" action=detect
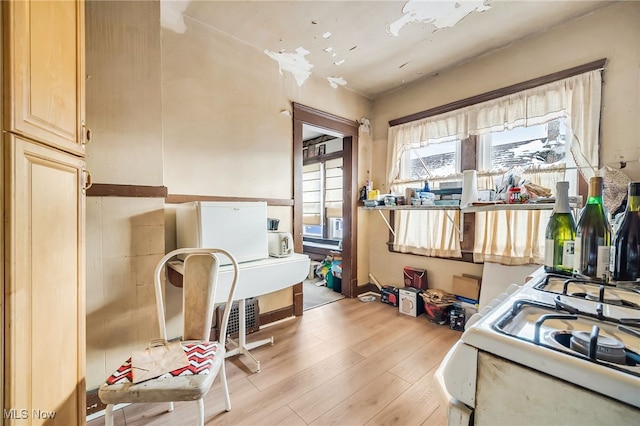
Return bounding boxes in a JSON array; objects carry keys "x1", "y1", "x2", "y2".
[{"x1": 176, "y1": 201, "x2": 269, "y2": 264}]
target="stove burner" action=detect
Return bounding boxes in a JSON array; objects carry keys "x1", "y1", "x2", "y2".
[
  {"x1": 548, "y1": 328, "x2": 640, "y2": 366},
  {"x1": 493, "y1": 294, "x2": 640, "y2": 381},
  {"x1": 570, "y1": 331, "x2": 627, "y2": 364},
  {"x1": 584, "y1": 291, "x2": 622, "y2": 305},
  {"x1": 537, "y1": 276, "x2": 640, "y2": 309}
]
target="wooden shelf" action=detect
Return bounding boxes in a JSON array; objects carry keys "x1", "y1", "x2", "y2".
[
  {"x1": 360, "y1": 205, "x2": 460, "y2": 211},
  {"x1": 461, "y1": 202, "x2": 581, "y2": 213},
  {"x1": 361, "y1": 202, "x2": 582, "y2": 213}
]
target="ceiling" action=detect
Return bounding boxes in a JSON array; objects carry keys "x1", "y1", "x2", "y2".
[{"x1": 163, "y1": 0, "x2": 613, "y2": 100}]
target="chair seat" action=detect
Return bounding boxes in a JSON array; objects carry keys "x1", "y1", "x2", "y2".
[{"x1": 99, "y1": 341, "x2": 224, "y2": 404}]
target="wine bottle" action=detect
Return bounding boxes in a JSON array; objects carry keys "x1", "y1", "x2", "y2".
[
  {"x1": 544, "y1": 181, "x2": 576, "y2": 273},
  {"x1": 573, "y1": 176, "x2": 611, "y2": 280},
  {"x1": 610, "y1": 182, "x2": 640, "y2": 282}
]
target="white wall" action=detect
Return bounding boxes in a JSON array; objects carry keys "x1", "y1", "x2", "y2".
[
  {"x1": 161, "y1": 14, "x2": 372, "y2": 199},
  {"x1": 159, "y1": 9, "x2": 373, "y2": 331},
  {"x1": 85, "y1": 1, "x2": 165, "y2": 390}
]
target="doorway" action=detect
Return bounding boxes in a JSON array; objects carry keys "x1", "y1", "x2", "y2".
[{"x1": 292, "y1": 103, "x2": 359, "y2": 315}]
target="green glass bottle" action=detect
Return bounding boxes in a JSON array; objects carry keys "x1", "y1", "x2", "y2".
[
  {"x1": 573, "y1": 176, "x2": 611, "y2": 280},
  {"x1": 610, "y1": 182, "x2": 640, "y2": 282},
  {"x1": 544, "y1": 181, "x2": 576, "y2": 273}
]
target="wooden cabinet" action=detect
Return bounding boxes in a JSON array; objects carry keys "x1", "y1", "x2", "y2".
[
  {"x1": 3, "y1": 0, "x2": 87, "y2": 155},
  {"x1": 2, "y1": 1, "x2": 87, "y2": 424},
  {"x1": 3, "y1": 135, "x2": 86, "y2": 425}
]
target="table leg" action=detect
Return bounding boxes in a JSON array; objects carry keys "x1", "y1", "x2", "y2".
[{"x1": 224, "y1": 298, "x2": 274, "y2": 373}]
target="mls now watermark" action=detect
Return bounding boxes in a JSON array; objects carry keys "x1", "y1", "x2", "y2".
[{"x1": 3, "y1": 408, "x2": 56, "y2": 420}]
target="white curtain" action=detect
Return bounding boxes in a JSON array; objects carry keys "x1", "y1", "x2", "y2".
[
  {"x1": 473, "y1": 209, "x2": 551, "y2": 265},
  {"x1": 473, "y1": 166, "x2": 569, "y2": 265},
  {"x1": 387, "y1": 70, "x2": 602, "y2": 186},
  {"x1": 393, "y1": 209, "x2": 462, "y2": 258}
]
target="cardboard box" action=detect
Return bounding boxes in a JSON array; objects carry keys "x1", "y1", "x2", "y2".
[
  {"x1": 451, "y1": 275, "x2": 481, "y2": 301},
  {"x1": 403, "y1": 267, "x2": 428, "y2": 290},
  {"x1": 398, "y1": 287, "x2": 425, "y2": 317}
]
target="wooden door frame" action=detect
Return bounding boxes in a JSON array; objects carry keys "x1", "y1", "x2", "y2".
[{"x1": 293, "y1": 103, "x2": 359, "y2": 314}]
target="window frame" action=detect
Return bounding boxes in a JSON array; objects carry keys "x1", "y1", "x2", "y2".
[
  {"x1": 302, "y1": 149, "x2": 344, "y2": 241},
  {"x1": 384, "y1": 60, "x2": 605, "y2": 263}
]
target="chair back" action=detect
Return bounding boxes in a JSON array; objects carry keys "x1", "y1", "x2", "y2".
[
  {"x1": 153, "y1": 248, "x2": 240, "y2": 345},
  {"x1": 182, "y1": 254, "x2": 219, "y2": 340}
]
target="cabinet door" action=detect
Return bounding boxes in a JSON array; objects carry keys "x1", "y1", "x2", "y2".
[
  {"x1": 3, "y1": 0, "x2": 86, "y2": 156},
  {"x1": 4, "y1": 135, "x2": 86, "y2": 425}
]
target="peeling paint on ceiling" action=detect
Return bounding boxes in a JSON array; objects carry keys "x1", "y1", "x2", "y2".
[
  {"x1": 167, "y1": 0, "x2": 611, "y2": 98},
  {"x1": 160, "y1": 0, "x2": 189, "y2": 34},
  {"x1": 264, "y1": 47, "x2": 314, "y2": 87},
  {"x1": 327, "y1": 77, "x2": 347, "y2": 89},
  {"x1": 388, "y1": 0, "x2": 491, "y2": 36}
]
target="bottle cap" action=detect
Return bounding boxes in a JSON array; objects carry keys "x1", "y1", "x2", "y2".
[{"x1": 589, "y1": 176, "x2": 603, "y2": 196}]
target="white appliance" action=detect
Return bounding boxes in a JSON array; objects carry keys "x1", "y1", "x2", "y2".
[
  {"x1": 437, "y1": 269, "x2": 640, "y2": 425},
  {"x1": 268, "y1": 231, "x2": 294, "y2": 257},
  {"x1": 328, "y1": 217, "x2": 343, "y2": 240},
  {"x1": 176, "y1": 201, "x2": 269, "y2": 264}
]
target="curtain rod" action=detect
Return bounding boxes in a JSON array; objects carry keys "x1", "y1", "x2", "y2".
[{"x1": 389, "y1": 58, "x2": 607, "y2": 127}]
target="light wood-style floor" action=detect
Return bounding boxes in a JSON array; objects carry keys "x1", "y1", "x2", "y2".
[{"x1": 88, "y1": 297, "x2": 460, "y2": 426}]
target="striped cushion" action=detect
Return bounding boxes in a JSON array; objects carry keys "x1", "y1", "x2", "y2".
[{"x1": 105, "y1": 342, "x2": 219, "y2": 385}]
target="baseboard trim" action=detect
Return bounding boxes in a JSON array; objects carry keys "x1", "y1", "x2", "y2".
[
  {"x1": 86, "y1": 388, "x2": 106, "y2": 417},
  {"x1": 356, "y1": 283, "x2": 380, "y2": 296},
  {"x1": 260, "y1": 304, "x2": 296, "y2": 324}
]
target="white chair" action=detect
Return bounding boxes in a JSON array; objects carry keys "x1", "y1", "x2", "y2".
[{"x1": 98, "y1": 247, "x2": 240, "y2": 426}]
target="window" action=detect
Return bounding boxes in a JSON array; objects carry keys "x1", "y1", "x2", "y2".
[
  {"x1": 387, "y1": 65, "x2": 603, "y2": 264},
  {"x1": 399, "y1": 138, "x2": 461, "y2": 181},
  {"x1": 478, "y1": 120, "x2": 565, "y2": 170},
  {"x1": 302, "y1": 143, "x2": 343, "y2": 241},
  {"x1": 477, "y1": 118, "x2": 579, "y2": 196}
]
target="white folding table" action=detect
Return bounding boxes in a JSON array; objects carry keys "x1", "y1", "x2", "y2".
[{"x1": 167, "y1": 253, "x2": 310, "y2": 372}]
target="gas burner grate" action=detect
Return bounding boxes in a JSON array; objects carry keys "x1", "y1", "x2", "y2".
[
  {"x1": 492, "y1": 300, "x2": 640, "y2": 377},
  {"x1": 535, "y1": 276, "x2": 640, "y2": 310}
]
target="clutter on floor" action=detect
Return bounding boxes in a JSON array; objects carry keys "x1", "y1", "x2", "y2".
[
  {"x1": 314, "y1": 250, "x2": 342, "y2": 293},
  {"x1": 370, "y1": 267, "x2": 481, "y2": 331}
]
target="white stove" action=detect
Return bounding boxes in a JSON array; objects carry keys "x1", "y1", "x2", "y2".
[{"x1": 437, "y1": 269, "x2": 640, "y2": 425}]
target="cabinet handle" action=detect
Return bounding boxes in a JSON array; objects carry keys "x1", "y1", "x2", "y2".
[
  {"x1": 82, "y1": 122, "x2": 92, "y2": 145},
  {"x1": 83, "y1": 168, "x2": 93, "y2": 192}
]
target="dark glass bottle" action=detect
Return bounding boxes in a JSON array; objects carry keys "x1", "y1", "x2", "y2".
[
  {"x1": 544, "y1": 181, "x2": 576, "y2": 273},
  {"x1": 573, "y1": 176, "x2": 611, "y2": 280},
  {"x1": 610, "y1": 182, "x2": 640, "y2": 282}
]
